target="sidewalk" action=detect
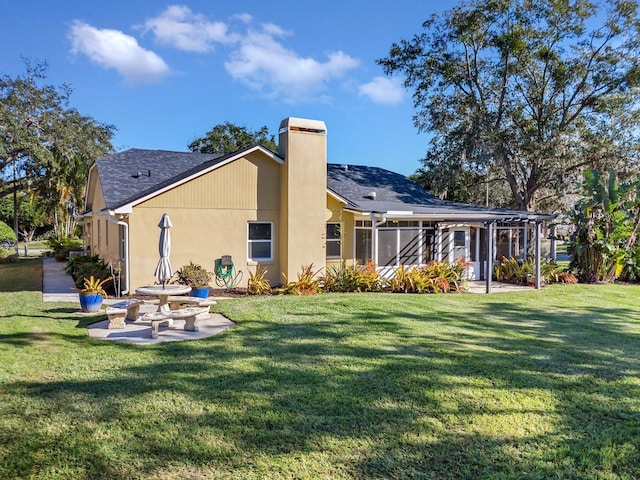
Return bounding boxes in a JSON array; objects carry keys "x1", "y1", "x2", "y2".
[{"x1": 42, "y1": 257, "x2": 79, "y2": 303}]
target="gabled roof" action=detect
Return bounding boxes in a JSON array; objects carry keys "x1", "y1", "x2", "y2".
[
  {"x1": 327, "y1": 164, "x2": 553, "y2": 221},
  {"x1": 90, "y1": 145, "x2": 282, "y2": 212},
  {"x1": 88, "y1": 148, "x2": 551, "y2": 221}
]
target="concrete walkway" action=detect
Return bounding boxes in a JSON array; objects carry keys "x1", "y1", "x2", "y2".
[
  {"x1": 41, "y1": 257, "x2": 234, "y2": 344},
  {"x1": 42, "y1": 257, "x2": 79, "y2": 303}
]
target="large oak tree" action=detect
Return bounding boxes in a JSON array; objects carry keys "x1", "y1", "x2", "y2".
[
  {"x1": 189, "y1": 122, "x2": 277, "y2": 155},
  {"x1": 379, "y1": 0, "x2": 640, "y2": 211},
  {"x1": 0, "y1": 61, "x2": 114, "y2": 237}
]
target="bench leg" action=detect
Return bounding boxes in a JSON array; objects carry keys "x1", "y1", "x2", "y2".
[
  {"x1": 151, "y1": 321, "x2": 160, "y2": 339},
  {"x1": 108, "y1": 314, "x2": 126, "y2": 329},
  {"x1": 183, "y1": 314, "x2": 199, "y2": 332},
  {"x1": 125, "y1": 305, "x2": 141, "y2": 321}
]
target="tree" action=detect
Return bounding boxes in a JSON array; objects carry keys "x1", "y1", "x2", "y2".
[
  {"x1": 569, "y1": 169, "x2": 640, "y2": 282},
  {"x1": 0, "y1": 61, "x2": 115, "y2": 238},
  {"x1": 0, "y1": 193, "x2": 48, "y2": 242},
  {"x1": 378, "y1": 0, "x2": 640, "y2": 211},
  {"x1": 188, "y1": 122, "x2": 277, "y2": 155}
]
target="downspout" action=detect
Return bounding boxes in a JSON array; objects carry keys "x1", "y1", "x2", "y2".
[{"x1": 108, "y1": 215, "x2": 130, "y2": 295}]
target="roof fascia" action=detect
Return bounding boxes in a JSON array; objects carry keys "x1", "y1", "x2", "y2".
[
  {"x1": 326, "y1": 189, "x2": 348, "y2": 205},
  {"x1": 83, "y1": 162, "x2": 98, "y2": 213},
  {"x1": 342, "y1": 208, "x2": 554, "y2": 222},
  {"x1": 113, "y1": 145, "x2": 282, "y2": 213}
]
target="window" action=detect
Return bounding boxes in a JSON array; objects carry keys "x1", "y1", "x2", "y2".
[
  {"x1": 248, "y1": 222, "x2": 272, "y2": 261},
  {"x1": 326, "y1": 223, "x2": 341, "y2": 258},
  {"x1": 119, "y1": 225, "x2": 126, "y2": 262},
  {"x1": 355, "y1": 222, "x2": 372, "y2": 265}
]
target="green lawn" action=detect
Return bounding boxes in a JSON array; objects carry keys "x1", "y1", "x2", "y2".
[{"x1": 1, "y1": 262, "x2": 639, "y2": 479}]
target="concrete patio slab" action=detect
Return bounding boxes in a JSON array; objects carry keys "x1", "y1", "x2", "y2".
[{"x1": 86, "y1": 313, "x2": 235, "y2": 345}]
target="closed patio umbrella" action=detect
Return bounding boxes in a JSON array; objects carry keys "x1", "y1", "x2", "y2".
[{"x1": 154, "y1": 214, "x2": 173, "y2": 288}]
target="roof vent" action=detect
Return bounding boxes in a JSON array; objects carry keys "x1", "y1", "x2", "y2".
[
  {"x1": 367, "y1": 191, "x2": 377, "y2": 200},
  {"x1": 342, "y1": 164, "x2": 348, "y2": 171},
  {"x1": 132, "y1": 170, "x2": 151, "y2": 179}
]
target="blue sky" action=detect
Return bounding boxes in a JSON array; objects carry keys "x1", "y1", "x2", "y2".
[{"x1": 1, "y1": 1, "x2": 458, "y2": 176}]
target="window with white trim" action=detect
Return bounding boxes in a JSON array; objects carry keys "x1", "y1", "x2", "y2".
[
  {"x1": 326, "y1": 223, "x2": 341, "y2": 258},
  {"x1": 248, "y1": 222, "x2": 273, "y2": 261}
]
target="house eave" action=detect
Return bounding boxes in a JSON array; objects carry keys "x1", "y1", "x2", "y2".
[{"x1": 343, "y1": 207, "x2": 554, "y2": 223}]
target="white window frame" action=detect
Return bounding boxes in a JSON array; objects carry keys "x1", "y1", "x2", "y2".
[{"x1": 247, "y1": 222, "x2": 273, "y2": 261}]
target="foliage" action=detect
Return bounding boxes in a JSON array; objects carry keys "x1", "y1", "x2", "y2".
[
  {"x1": 0, "y1": 61, "x2": 115, "y2": 237},
  {"x1": 279, "y1": 264, "x2": 323, "y2": 295},
  {"x1": 568, "y1": 169, "x2": 640, "y2": 282},
  {"x1": 322, "y1": 262, "x2": 384, "y2": 293},
  {"x1": 0, "y1": 220, "x2": 16, "y2": 244},
  {"x1": 378, "y1": 0, "x2": 640, "y2": 211},
  {"x1": 73, "y1": 275, "x2": 108, "y2": 296},
  {"x1": 247, "y1": 265, "x2": 271, "y2": 295},
  {"x1": 540, "y1": 259, "x2": 565, "y2": 284},
  {"x1": 494, "y1": 256, "x2": 534, "y2": 284},
  {"x1": 173, "y1": 261, "x2": 213, "y2": 288},
  {"x1": 188, "y1": 121, "x2": 277, "y2": 155},
  {"x1": 390, "y1": 260, "x2": 467, "y2": 293},
  {"x1": 46, "y1": 236, "x2": 83, "y2": 261},
  {"x1": 0, "y1": 193, "x2": 49, "y2": 242},
  {"x1": 495, "y1": 256, "x2": 566, "y2": 285},
  {"x1": 558, "y1": 272, "x2": 579, "y2": 284},
  {"x1": 65, "y1": 254, "x2": 112, "y2": 290},
  {"x1": 0, "y1": 247, "x2": 17, "y2": 264}
]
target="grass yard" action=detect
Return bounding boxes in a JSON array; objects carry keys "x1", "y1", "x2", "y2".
[{"x1": 1, "y1": 261, "x2": 639, "y2": 479}]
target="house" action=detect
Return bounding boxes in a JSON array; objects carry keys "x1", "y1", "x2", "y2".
[{"x1": 83, "y1": 116, "x2": 554, "y2": 294}]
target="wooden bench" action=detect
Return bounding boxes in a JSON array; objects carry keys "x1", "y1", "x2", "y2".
[
  {"x1": 166, "y1": 296, "x2": 216, "y2": 311},
  {"x1": 105, "y1": 299, "x2": 145, "y2": 329},
  {"x1": 143, "y1": 307, "x2": 209, "y2": 338}
]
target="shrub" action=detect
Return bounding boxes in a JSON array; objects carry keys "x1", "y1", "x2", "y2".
[
  {"x1": 247, "y1": 265, "x2": 271, "y2": 295},
  {"x1": 540, "y1": 259, "x2": 564, "y2": 284},
  {"x1": 47, "y1": 236, "x2": 83, "y2": 261},
  {"x1": 322, "y1": 262, "x2": 383, "y2": 293},
  {"x1": 173, "y1": 261, "x2": 213, "y2": 288},
  {"x1": 389, "y1": 260, "x2": 466, "y2": 294},
  {"x1": 280, "y1": 264, "x2": 323, "y2": 295},
  {"x1": 493, "y1": 256, "x2": 534, "y2": 284},
  {"x1": 0, "y1": 220, "x2": 17, "y2": 245},
  {"x1": 65, "y1": 254, "x2": 113, "y2": 292},
  {"x1": 558, "y1": 272, "x2": 579, "y2": 283},
  {"x1": 0, "y1": 247, "x2": 17, "y2": 264},
  {"x1": 420, "y1": 260, "x2": 467, "y2": 293}
]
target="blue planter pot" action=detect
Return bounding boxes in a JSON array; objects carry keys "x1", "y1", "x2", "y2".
[
  {"x1": 190, "y1": 287, "x2": 210, "y2": 298},
  {"x1": 79, "y1": 293, "x2": 103, "y2": 313}
]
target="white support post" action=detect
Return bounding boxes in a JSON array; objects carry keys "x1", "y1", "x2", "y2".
[
  {"x1": 535, "y1": 221, "x2": 542, "y2": 289},
  {"x1": 486, "y1": 221, "x2": 494, "y2": 294}
]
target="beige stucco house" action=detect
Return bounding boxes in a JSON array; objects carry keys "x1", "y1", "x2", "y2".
[{"x1": 83, "y1": 116, "x2": 553, "y2": 294}]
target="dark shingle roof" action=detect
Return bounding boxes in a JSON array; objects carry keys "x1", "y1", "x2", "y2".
[
  {"x1": 92, "y1": 149, "x2": 550, "y2": 220},
  {"x1": 94, "y1": 149, "x2": 220, "y2": 210},
  {"x1": 94, "y1": 146, "x2": 278, "y2": 210},
  {"x1": 327, "y1": 163, "x2": 550, "y2": 219}
]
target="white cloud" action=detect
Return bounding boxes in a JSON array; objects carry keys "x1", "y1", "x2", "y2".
[
  {"x1": 359, "y1": 76, "x2": 405, "y2": 106},
  {"x1": 141, "y1": 5, "x2": 238, "y2": 52},
  {"x1": 224, "y1": 24, "x2": 360, "y2": 103},
  {"x1": 69, "y1": 21, "x2": 170, "y2": 84}
]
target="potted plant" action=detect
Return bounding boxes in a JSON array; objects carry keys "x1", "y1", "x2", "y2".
[
  {"x1": 174, "y1": 261, "x2": 213, "y2": 298},
  {"x1": 74, "y1": 275, "x2": 109, "y2": 312}
]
